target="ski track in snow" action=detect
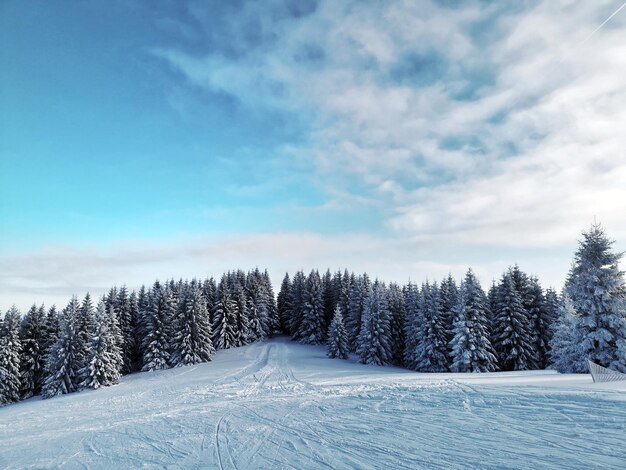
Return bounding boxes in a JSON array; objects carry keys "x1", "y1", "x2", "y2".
[{"x1": 1, "y1": 338, "x2": 625, "y2": 469}]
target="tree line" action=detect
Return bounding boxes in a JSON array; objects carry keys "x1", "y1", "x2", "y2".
[{"x1": 1, "y1": 224, "x2": 625, "y2": 406}]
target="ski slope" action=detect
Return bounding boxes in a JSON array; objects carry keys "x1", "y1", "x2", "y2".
[{"x1": 1, "y1": 338, "x2": 625, "y2": 469}]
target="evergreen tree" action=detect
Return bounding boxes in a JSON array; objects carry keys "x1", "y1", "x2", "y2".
[
  {"x1": 549, "y1": 294, "x2": 581, "y2": 373},
  {"x1": 261, "y1": 269, "x2": 280, "y2": 336},
  {"x1": 170, "y1": 285, "x2": 215, "y2": 366},
  {"x1": 128, "y1": 291, "x2": 142, "y2": 372},
  {"x1": 232, "y1": 279, "x2": 249, "y2": 347},
  {"x1": 387, "y1": 283, "x2": 406, "y2": 366},
  {"x1": 492, "y1": 273, "x2": 536, "y2": 371},
  {"x1": 527, "y1": 276, "x2": 551, "y2": 369},
  {"x1": 42, "y1": 297, "x2": 82, "y2": 398},
  {"x1": 75, "y1": 293, "x2": 96, "y2": 381},
  {"x1": 565, "y1": 223, "x2": 626, "y2": 372},
  {"x1": 450, "y1": 270, "x2": 497, "y2": 372},
  {"x1": 347, "y1": 274, "x2": 371, "y2": 352},
  {"x1": 115, "y1": 286, "x2": 136, "y2": 374},
  {"x1": 440, "y1": 274, "x2": 459, "y2": 348},
  {"x1": 288, "y1": 270, "x2": 306, "y2": 340},
  {"x1": 0, "y1": 306, "x2": 22, "y2": 404},
  {"x1": 246, "y1": 269, "x2": 270, "y2": 342},
  {"x1": 19, "y1": 304, "x2": 47, "y2": 398},
  {"x1": 298, "y1": 270, "x2": 326, "y2": 344},
  {"x1": 403, "y1": 282, "x2": 420, "y2": 370},
  {"x1": 81, "y1": 300, "x2": 122, "y2": 389},
  {"x1": 212, "y1": 276, "x2": 239, "y2": 350},
  {"x1": 201, "y1": 277, "x2": 217, "y2": 326},
  {"x1": 414, "y1": 282, "x2": 449, "y2": 372},
  {"x1": 357, "y1": 281, "x2": 392, "y2": 366},
  {"x1": 327, "y1": 307, "x2": 349, "y2": 360},
  {"x1": 322, "y1": 269, "x2": 336, "y2": 336},
  {"x1": 141, "y1": 281, "x2": 173, "y2": 371},
  {"x1": 277, "y1": 273, "x2": 292, "y2": 334}
]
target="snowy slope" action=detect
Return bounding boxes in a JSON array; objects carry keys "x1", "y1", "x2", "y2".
[{"x1": 1, "y1": 337, "x2": 624, "y2": 469}]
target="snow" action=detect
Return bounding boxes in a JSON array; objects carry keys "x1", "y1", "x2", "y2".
[{"x1": 1, "y1": 337, "x2": 625, "y2": 469}]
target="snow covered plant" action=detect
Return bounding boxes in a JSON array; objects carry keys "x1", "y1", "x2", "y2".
[{"x1": 327, "y1": 307, "x2": 349, "y2": 360}]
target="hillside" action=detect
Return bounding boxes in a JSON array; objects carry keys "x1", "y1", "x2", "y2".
[{"x1": 1, "y1": 337, "x2": 625, "y2": 469}]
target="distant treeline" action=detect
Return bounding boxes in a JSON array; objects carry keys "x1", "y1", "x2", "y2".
[{"x1": 1, "y1": 224, "x2": 625, "y2": 407}]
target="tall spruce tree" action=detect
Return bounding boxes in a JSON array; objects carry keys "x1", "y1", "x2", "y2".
[
  {"x1": 450, "y1": 270, "x2": 497, "y2": 372},
  {"x1": 403, "y1": 282, "x2": 420, "y2": 370},
  {"x1": 170, "y1": 285, "x2": 215, "y2": 366},
  {"x1": 141, "y1": 281, "x2": 173, "y2": 371},
  {"x1": 357, "y1": 281, "x2": 392, "y2": 366},
  {"x1": 81, "y1": 300, "x2": 122, "y2": 389},
  {"x1": 298, "y1": 270, "x2": 326, "y2": 344},
  {"x1": 527, "y1": 276, "x2": 551, "y2": 369},
  {"x1": 0, "y1": 306, "x2": 22, "y2": 404},
  {"x1": 565, "y1": 223, "x2": 626, "y2": 372},
  {"x1": 549, "y1": 294, "x2": 580, "y2": 373},
  {"x1": 347, "y1": 274, "x2": 370, "y2": 352},
  {"x1": 387, "y1": 283, "x2": 406, "y2": 366},
  {"x1": 212, "y1": 276, "x2": 239, "y2": 350},
  {"x1": 42, "y1": 297, "x2": 82, "y2": 398},
  {"x1": 19, "y1": 304, "x2": 47, "y2": 398},
  {"x1": 414, "y1": 282, "x2": 449, "y2": 372},
  {"x1": 492, "y1": 273, "x2": 536, "y2": 371},
  {"x1": 277, "y1": 273, "x2": 292, "y2": 334},
  {"x1": 440, "y1": 274, "x2": 459, "y2": 349},
  {"x1": 327, "y1": 307, "x2": 349, "y2": 360},
  {"x1": 288, "y1": 270, "x2": 306, "y2": 340}
]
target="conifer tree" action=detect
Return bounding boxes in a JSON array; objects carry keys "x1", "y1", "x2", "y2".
[
  {"x1": 75, "y1": 293, "x2": 96, "y2": 381},
  {"x1": 212, "y1": 276, "x2": 239, "y2": 350},
  {"x1": 403, "y1": 282, "x2": 420, "y2": 370},
  {"x1": 566, "y1": 223, "x2": 626, "y2": 372},
  {"x1": 81, "y1": 300, "x2": 122, "y2": 389},
  {"x1": 42, "y1": 297, "x2": 82, "y2": 398},
  {"x1": 450, "y1": 270, "x2": 497, "y2": 372},
  {"x1": 288, "y1": 270, "x2": 306, "y2": 340},
  {"x1": 322, "y1": 269, "x2": 336, "y2": 336},
  {"x1": 327, "y1": 307, "x2": 349, "y2": 360},
  {"x1": 19, "y1": 304, "x2": 47, "y2": 398},
  {"x1": 0, "y1": 306, "x2": 22, "y2": 404},
  {"x1": 440, "y1": 274, "x2": 459, "y2": 347},
  {"x1": 115, "y1": 286, "x2": 136, "y2": 374},
  {"x1": 357, "y1": 281, "x2": 392, "y2": 366},
  {"x1": 170, "y1": 285, "x2": 215, "y2": 366},
  {"x1": 298, "y1": 270, "x2": 326, "y2": 344},
  {"x1": 549, "y1": 294, "x2": 580, "y2": 373},
  {"x1": 261, "y1": 269, "x2": 279, "y2": 336},
  {"x1": 246, "y1": 269, "x2": 270, "y2": 342},
  {"x1": 387, "y1": 283, "x2": 406, "y2": 366},
  {"x1": 277, "y1": 273, "x2": 292, "y2": 334},
  {"x1": 347, "y1": 274, "x2": 371, "y2": 352},
  {"x1": 128, "y1": 291, "x2": 142, "y2": 371},
  {"x1": 527, "y1": 276, "x2": 551, "y2": 369},
  {"x1": 232, "y1": 279, "x2": 249, "y2": 347},
  {"x1": 141, "y1": 281, "x2": 173, "y2": 371},
  {"x1": 201, "y1": 277, "x2": 217, "y2": 326},
  {"x1": 414, "y1": 282, "x2": 449, "y2": 372},
  {"x1": 492, "y1": 273, "x2": 536, "y2": 371}
]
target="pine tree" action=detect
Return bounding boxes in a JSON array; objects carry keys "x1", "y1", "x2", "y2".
[
  {"x1": 322, "y1": 269, "x2": 336, "y2": 337},
  {"x1": 141, "y1": 281, "x2": 173, "y2": 371},
  {"x1": 288, "y1": 270, "x2": 306, "y2": 340},
  {"x1": 261, "y1": 269, "x2": 280, "y2": 336},
  {"x1": 440, "y1": 274, "x2": 459, "y2": 349},
  {"x1": 19, "y1": 304, "x2": 47, "y2": 398},
  {"x1": 450, "y1": 270, "x2": 497, "y2": 373},
  {"x1": 170, "y1": 285, "x2": 215, "y2": 366},
  {"x1": 0, "y1": 306, "x2": 22, "y2": 405},
  {"x1": 128, "y1": 291, "x2": 142, "y2": 372},
  {"x1": 42, "y1": 297, "x2": 82, "y2": 398},
  {"x1": 414, "y1": 282, "x2": 449, "y2": 372},
  {"x1": 246, "y1": 270, "x2": 270, "y2": 342},
  {"x1": 347, "y1": 274, "x2": 370, "y2": 352},
  {"x1": 387, "y1": 283, "x2": 406, "y2": 366},
  {"x1": 81, "y1": 300, "x2": 122, "y2": 389},
  {"x1": 492, "y1": 273, "x2": 536, "y2": 371},
  {"x1": 527, "y1": 276, "x2": 551, "y2": 369},
  {"x1": 565, "y1": 223, "x2": 626, "y2": 372},
  {"x1": 115, "y1": 286, "x2": 136, "y2": 374},
  {"x1": 75, "y1": 293, "x2": 96, "y2": 381},
  {"x1": 403, "y1": 283, "x2": 420, "y2": 370},
  {"x1": 232, "y1": 279, "x2": 249, "y2": 347},
  {"x1": 201, "y1": 277, "x2": 217, "y2": 327},
  {"x1": 357, "y1": 281, "x2": 392, "y2": 366},
  {"x1": 298, "y1": 270, "x2": 326, "y2": 344},
  {"x1": 549, "y1": 294, "x2": 581, "y2": 373},
  {"x1": 327, "y1": 307, "x2": 349, "y2": 360},
  {"x1": 277, "y1": 273, "x2": 292, "y2": 334},
  {"x1": 212, "y1": 276, "x2": 239, "y2": 350},
  {"x1": 43, "y1": 305, "x2": 60, "y2": 355}
]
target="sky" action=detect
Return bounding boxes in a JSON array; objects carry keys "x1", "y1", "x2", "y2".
[{"x1": 1, "y1": 0, "x2": 626, "y2": 311}]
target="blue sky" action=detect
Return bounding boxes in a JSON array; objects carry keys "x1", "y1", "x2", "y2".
[{"x1": 1, "y1": 0, "x2": 625, "y2": 309}]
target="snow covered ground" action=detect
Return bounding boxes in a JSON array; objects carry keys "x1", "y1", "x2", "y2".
[{"x1": 1, "y1": 338, "x2": 625, "y2": 469}]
